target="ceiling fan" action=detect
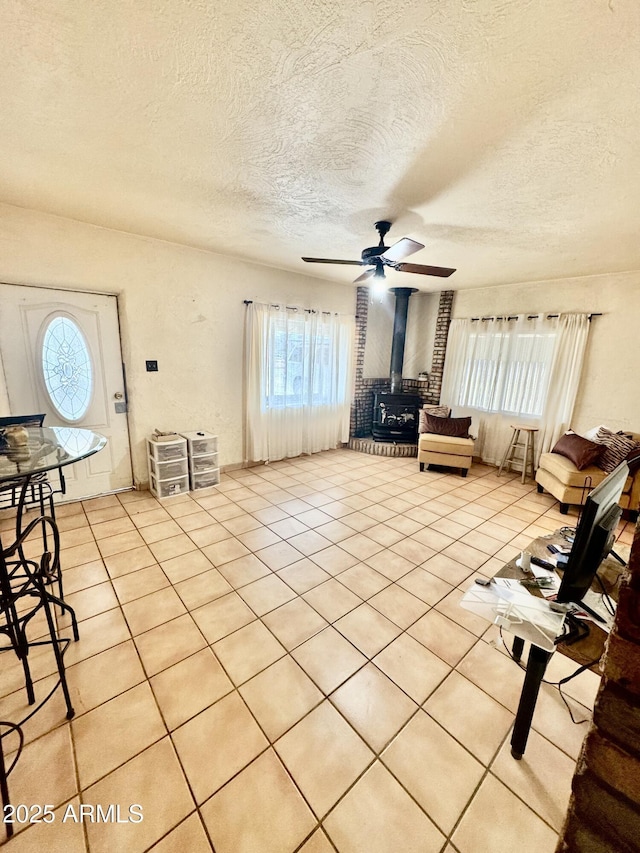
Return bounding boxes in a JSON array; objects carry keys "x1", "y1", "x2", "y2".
[{"x1": 301, "y1": 220, "x2": 456, "y2": 283}]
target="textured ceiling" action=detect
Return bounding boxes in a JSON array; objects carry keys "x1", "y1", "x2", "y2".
[{"x1": 2, "y1": 0, "x2": 639, "y2": 290}]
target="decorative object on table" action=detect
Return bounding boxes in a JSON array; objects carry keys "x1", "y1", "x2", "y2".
[{"x1": 2, "y1": 426, "x2": 29, "y2": 448}]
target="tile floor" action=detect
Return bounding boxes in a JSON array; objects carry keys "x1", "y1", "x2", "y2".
[{"x1": 0, "y1": 450, "x2": 635, "y2": 852}]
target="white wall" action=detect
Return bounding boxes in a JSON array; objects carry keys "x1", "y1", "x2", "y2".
[
  {"x1": 364, "y1": 290, "x2": 439, "y2": 380},
  {"x1": 452, "y1": 272, "x2": 640, "y2": 434},
  {"x1": 0, "y1": 203, "x2": 356, "y2": 485}
]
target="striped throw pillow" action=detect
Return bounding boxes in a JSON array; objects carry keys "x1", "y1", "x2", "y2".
[{"x1": 594, "y1": 427, "x2": 637, "y2": 473}]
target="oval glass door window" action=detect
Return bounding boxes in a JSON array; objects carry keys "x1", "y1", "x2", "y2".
[{"x1": 41, "y1": 315, "x2": 93, "y2": 421}]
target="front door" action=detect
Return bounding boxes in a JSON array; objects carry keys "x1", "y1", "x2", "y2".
[{"x1": 0, "y1": 283, "x2": 133, "y2": 501}]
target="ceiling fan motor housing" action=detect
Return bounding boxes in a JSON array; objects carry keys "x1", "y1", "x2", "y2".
[{"x1": 361, "y1": 246, "x2": 387, "y2": 263}]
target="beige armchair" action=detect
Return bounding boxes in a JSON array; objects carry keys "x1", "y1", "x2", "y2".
[
  {"x1": 418, "y1": 433, "x2": 475, "y2": 477},
  {"x1": 535, "y1": 430, "x2": 640, "y2": 518}
]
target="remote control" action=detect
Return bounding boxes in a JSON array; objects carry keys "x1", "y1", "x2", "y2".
[{"x1": 530, "y1": 555, "x2": 556, "y2": 571}]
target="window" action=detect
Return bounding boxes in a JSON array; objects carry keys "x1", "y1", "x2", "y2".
[
  {"x1": 456, "y1": 326, "x2": 557, "y2": 417},
  {"x1": 41, "y1": 315, "x2": 93, "y2": 421}
]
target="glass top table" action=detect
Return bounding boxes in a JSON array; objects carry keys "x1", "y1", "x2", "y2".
[{"x1": 0, "y1": 426, "x2": 107, "y2": 483}]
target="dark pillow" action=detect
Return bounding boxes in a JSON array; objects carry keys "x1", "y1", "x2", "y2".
[
  {"x1": 551, "y1": 432, "x2": 603, "y2": 471},
  {"x1": 423, "y1": 413, "x2": 472, "y2": 439},
  {"x1": 593, "y1": 426, "x2": 638, "y2": 473},
  {"x1": 418, "y1": 405, "x2": 451, "y2": 434}
]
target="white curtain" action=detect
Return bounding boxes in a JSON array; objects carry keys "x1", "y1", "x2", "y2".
[
  {"x1": 245, "y1": 302, "x2": 355, "y2": 463},
  {"x1": 441, "y1": 313, "x2": 590, "y2": 466}
]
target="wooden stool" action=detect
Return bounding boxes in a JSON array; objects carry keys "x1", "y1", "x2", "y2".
[{"x1": 498, "y1": 425, "x2": 538, "y2": 483}]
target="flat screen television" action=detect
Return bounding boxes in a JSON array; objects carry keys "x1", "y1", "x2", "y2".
[{"x1": 555, "y1": 460, "x2": 628, "y2": 604}]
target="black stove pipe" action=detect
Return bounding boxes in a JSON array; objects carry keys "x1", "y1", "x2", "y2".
[{"x1": 389, "y1": 287, "x2": 418, "y2": 394}]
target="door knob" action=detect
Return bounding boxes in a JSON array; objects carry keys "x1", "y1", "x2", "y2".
[{"x1": 114, "y1": 392, "x2": 124, "y2": 400}]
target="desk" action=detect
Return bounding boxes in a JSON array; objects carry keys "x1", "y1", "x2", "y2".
[{"x1": 495, "y1": 532, "x2": 623, "y2": 760}]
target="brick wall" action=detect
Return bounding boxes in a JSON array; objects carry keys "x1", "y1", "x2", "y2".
[
  {"x1": 349, "y1": 287, "x2": 455, "y2": 437},
  {"x1": 557, "y1": 518, "x2": 640, "y2": 852}
]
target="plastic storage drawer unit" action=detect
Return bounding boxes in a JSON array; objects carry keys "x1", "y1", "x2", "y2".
[
  {"x1": 149, "y1": 472, "x2": 189, "y2": 498},
  {"x1": 189, "y1": 452, "x2": 219, "y2": 473},
  {"x1": 191, "y1": 469, "x2": 220, "y2": 490},
  {"x1": 149, "y1": 456, "x2": 188, "y2": 480},
  {"x1": 180, "y1": 431, "x2": 218, "y2": 457},
  {"x1": 147, "y1": 437, "x2": 187, "y2": 462}
]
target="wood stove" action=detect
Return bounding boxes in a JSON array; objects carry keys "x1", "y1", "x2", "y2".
[{"x1": 372, "y1": 392, "x2": 421, "y2": 443}]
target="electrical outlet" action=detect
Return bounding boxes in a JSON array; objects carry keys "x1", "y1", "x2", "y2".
[{"x1": 146, "y1": 360, "x2": 158, "y2": 372}]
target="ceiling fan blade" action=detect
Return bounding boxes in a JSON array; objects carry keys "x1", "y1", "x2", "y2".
[
  {"x1": 380, "y1": 238, "x2": 425, "y2": 263},
  {"x1": 395, "y1": 262, "x2": 456, "y2": 278},
  {"x1": 353, "y1": 268, "x2": 376, "y2": 284},
  {"x1": 301, "y1": 257, "x2": 363, "y2": 265}
]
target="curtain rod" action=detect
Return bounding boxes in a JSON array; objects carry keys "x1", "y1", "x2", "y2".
[
  {"x1": 469, "y1": 313, "x2": 602, "y2": 322},
  {"x1": 243, "y1": 300, "x2": 336, "y2": 315}
]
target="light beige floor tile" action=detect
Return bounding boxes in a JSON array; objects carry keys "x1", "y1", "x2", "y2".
[
  {"x1": 84, "y1": 738, "x2": 194, "y2": 853},
  {"x1": 1, "y1": 797, "x2": 86, "y2": 851},
  {"x1": 213, "y1": 620, "x2": 286, "y2": 685},
  {"x1": 339, "y1": 533, "x2": 384, "y2": 560},
  {"x1": 73, "y1": 682, "x2": 166, "y2": 788},
  {"x1": 442, "y1": 540, "x2": 491, "y2": 569},
  {"x1": 60, "y1": 540, "x2": 102, "y2": 569},
  {"x1": 58, "y1": 525, "x2": 95, "y2": 548},
  {"x1": 61, "y1": 559, "x2": 110, "y2": 595},
  {"x1": 373, "y1": 634, "x2": 450, "y2": 704},
  {"x1": 177, "y1": 510, "x2": 218, "y2": 532},
  {"x1": 296, "y1": 828, "x2": 334, "y2": 852},
  {"x1": 149, "y1": 533, "x2": 198, "y2": 563},
  {"x1": 385, "y1": 515, "x2": 423, "y2": 536},
  {"x1": 296, "y1": 508, "x2": 338, "y2": 528},
  {"x1": 364, "y1": 522, "x2": 405, "y2": 547},
  {"x1": 112, "y1": 564, "x2": 170, "y2": 604},
  {"x1": 147, "y1": 814, "x2": 211, "y2": 853},
  {"x1": 191, "y1": 592, "x2": 256, "y2": 644},
  {"x1": 491, "y1": 728, "x2": 576, "y2": 830},
  {"x1": 187, "y1": 522, "x2": 233, "y2": 548},
  {"x1": 397, "y1": 567, "x2": 453, "y2": 605},
  {"x1": 201, "y1": 749, "x2": 316, "y2": 853},
  {"x1": 63, "y1": 608, "x2": 131, "y2": 667},
  {"x1": 456, "y1": 641, "x2": 526, "y2": 713},
  {"x1": 7, "y1": 724, "x2": 77, "y2": 811},
  {"x1": 67, "y1": 640, "x2": 146, "y2": 715},
  {"x1": 452, "y1": 773, "x2": 558, "y2": 853},
  {"x1": 174, "y1": 568, "x2": 232, "y2": 609},
  {"x1": 97, "y1": 530, "x2": 146, "y2": 558},
  {"x1": 309, "y1": 544, "x2": 359, "y2": 575},
  {"x1": 283, "y1": 529, "x2": 332, "y2": 556},
  {"x1": 130, "y1": 507, "x2": 173, "y2": 528},
  {"x1": 331, "y1": 663, "x2": 417, "y2": 752},
  {"x1": 292, "y1": 626, "x2": 367, "y2": 693},
  {"x1": 315, "y1": 519, "x2": 356, "y2": 542},
  {"x1": 151, "y1": 648, "x2": 233, "y2": 730},
  {"x1": 532, "y1": 683, "x2": 591, "y2": 760},
  {"x1": 135, "y1": 613, "x2": 207, "y2": 677},
  {"x1": 302, "y1": 578, "x2": 362, "y2": 622},
  {"x1": 368, "y1": 584, "x2": 429, "y2": 629},
  {"x1": 262, "y1": 598, "x2": 329, "y2": 650},
  {"x1": 255, "y1": 540, "x2": 305, "y2": 570},
  {"x1": 337, "y1": 563, "x2": 391, "y2": 599},
  {"x1": 268, "y1": 517, "x2": 309, "y2": 538},
  {"x1": 323, "y1": 760, "x2": 445, "y2": 853},
  {"x1": 104, "y1": 544, "x2": 157, "y2": 578},
  {"x1": 275, "y1": 701, "x2": 373, "y2": 818},
  {"x1": 365, "y1": 549, "x2": 417, "y2": 582},
  {"x1": 138, "y1": 519, "x2": 184, "y2": 544},
  {"x1": 408, "y1": 610, "x2": 477, "y2": 666},
  {"x1": 420, "y1": 552, "x2": 474, "y2": 586},
  {"x1": 334, "y1": 603, "x2": 401, "y2": 658},
  {"x1": 425, "y1": 670, "x2": 514, "y2": 764},
  {"x1": 123, "y1": 587, "x2": 187, "y2": 636},
  {"x1": 253, "y1": 505, "x2": 290, "y2": 525},
  {"x1": 64, "y1": 580, "x2": 119, "y2": 621},
  {"x1": 276, "y1": 558, "x2": 332, "y2": 593},
  {"x1": 172, "y1": 691, "x2": 268, "y2": 804},
  {"x1": 91, "y1": 515, "x2": 136, "y2": 540},
  {"x1": 239, "y1": 656, "x2": 323, "y2": 741},
  {"x1": 382, "y1": 710, "x2": 484, "y2": 833},
  {"x1": 202, "y1": 536, "x2": 251, "y2": 566},
  {"x1": 216, "y1": 553, "x2": 272, "y2": 588},
  {"x1": 236, "y1": 573, "x2": 297, "y2": 615},
  {"x1": 236, "y1": 526, "x2": 281, "y2": 550},
  {"x1": 411, "y1": 526, "x2": 455, "y2": 552}
]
